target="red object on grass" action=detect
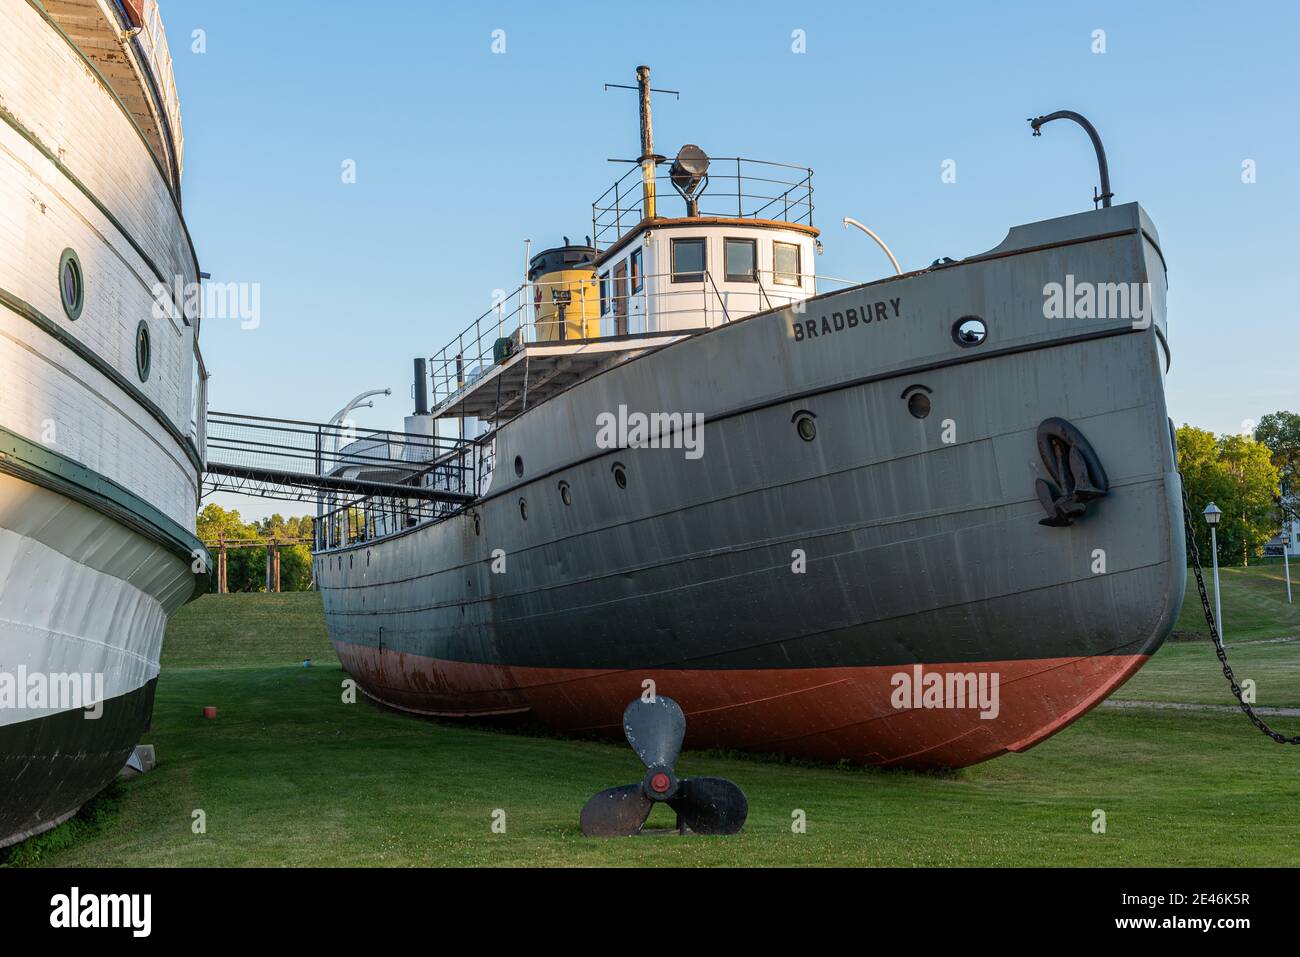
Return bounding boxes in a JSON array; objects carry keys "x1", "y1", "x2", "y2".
[{"x1": 203, "y1": 706, "x2": 217, "y2": 719}]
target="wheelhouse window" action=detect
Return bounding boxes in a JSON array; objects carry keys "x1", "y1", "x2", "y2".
[
  {"x1": 599, "y1": 272, "x2": 610, "y2": 315},
  {"x1": 671, "y1": 238, "x2": 706, "y2": 283},
  {"x1": 773, "y1": 241, "x2": 801, "y2": 286},
  {"x1": 724, "y1": 238, "x2": 757, "y2": 282},
  {"x1": 630, "y1": 248, "x2": 644, "y2": 293}
]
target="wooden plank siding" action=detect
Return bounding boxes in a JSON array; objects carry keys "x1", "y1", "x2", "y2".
[{"x1": 0, "y1": 0, "x2": 200, "y2": 530}]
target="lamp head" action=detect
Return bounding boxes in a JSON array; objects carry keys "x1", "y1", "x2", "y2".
[
  {"x1": 1203, "y1": 502, "x2": 1222, "y2": 527},
  {"x1": 669, "y1": 145, "x2": 710, "y2": 215}
]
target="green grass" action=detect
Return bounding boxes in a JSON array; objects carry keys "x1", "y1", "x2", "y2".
[
  {"x1": 162, "y1": 593, "x2": 334, "y2": 667},
  {"x1": 9, "y1": 581, "x2": 1300, "y2": 868},
  {"x1": 1172, "y1": 564, "x2": 1300, "y2": 642}
]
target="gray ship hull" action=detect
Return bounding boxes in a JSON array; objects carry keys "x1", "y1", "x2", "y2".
[{"x1": 317, "y1": 203, "x2": 1185, "y2": 768}]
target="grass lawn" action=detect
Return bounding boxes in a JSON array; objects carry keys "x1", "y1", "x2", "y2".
[
  {"x1": 7, "y1": 578, "x2": 1300, "y2": 868},
  {"x1": 1172, "y1": 563, "x2": 1300, "y2": 642}
]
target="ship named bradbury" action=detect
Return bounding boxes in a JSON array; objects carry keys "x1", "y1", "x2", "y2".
[{"x1": 313, "y1": 66, "x2": 1184, "y2": 770}]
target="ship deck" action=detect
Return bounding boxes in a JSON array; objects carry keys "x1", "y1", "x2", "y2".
[{"x1": 432, "y1": 330, "x2": 702, "y2": 421}]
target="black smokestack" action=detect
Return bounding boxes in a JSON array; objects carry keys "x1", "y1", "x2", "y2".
[{"x1": 413, "y1": 357, "x2": 428, "y2": 415}]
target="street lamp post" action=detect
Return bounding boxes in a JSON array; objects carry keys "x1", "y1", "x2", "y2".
[
  {"x1": 1284, "y1": 539, "x2": 1293, "y2": 605},
  {"x1": 1204, "y1": 502, "x2": 1223, "y2": 638}
]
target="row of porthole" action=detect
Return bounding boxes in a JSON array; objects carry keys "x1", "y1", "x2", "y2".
[
  {"x1": 501, "y1": 307, "x2": 976, "y2": 522},
  {"x1": 791, "y1": 385, "x2": 932, "y2": 444},
  {"x1": 511, "y1": 462, "x2": 627, "y2": 522},
  {"x1": 58, "y1": 248, "x2": 151, "y2": 382},
  {"x1": 505, "y1": 378, "x2": 942, "y2": 523}
]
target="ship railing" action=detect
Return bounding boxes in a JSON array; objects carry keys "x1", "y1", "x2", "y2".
[
  {"x1": 315, "y1": 432, "x2": 492, "y2": 550},
  {"x1": 591, "y1": 157, "x2": 813, "y2": 252},
  {"x1": 206, "y1": 411, "x2": 465, "y2": 480},
  {"x1": 426, "y1": 268, "x2": 862, "y2": 412}
]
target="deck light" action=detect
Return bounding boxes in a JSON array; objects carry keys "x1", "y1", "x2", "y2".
[{"x1": 669, "y1": 145, "x2": 709, "y2": 216}]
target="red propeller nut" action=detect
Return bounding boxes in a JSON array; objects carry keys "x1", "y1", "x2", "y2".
[{"x1": 649, "y1": 772, "x2": 671, "y2": 794}]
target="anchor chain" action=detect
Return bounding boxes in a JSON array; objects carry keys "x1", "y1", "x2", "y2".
[{"x1": 1179, "y1": 474, "x2": 1300, "y2": 744}]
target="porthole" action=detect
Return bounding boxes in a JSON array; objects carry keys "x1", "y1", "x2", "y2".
[
  {"x1": 58, "y1": 248, "x2": 84, "y2": 321},
  {"x1": 953, "y1": 316, "x2": 987, "y2": 347},
  {"x1": 135, "y1": 320, "x2": 152, "y2": 381},
  {"x1": 612, "y1": 462, "x2": 628, "y2": 489},
  {"x1": 514, "y1": 455, "x2": 524, "y2": 477},
  {"x1": 473, "y1": 512, "x2": 481, "y2": 536},
  {"x1": 902, "y1": 385, "x2": 932, "y2": 420},
  {"x1": 519, "y1": 498, "x2": 528, "y2": 520},
  {"x1": 793, "y1": 410, "x2": 817, "y2": 442},
  {"x1": 558, "y1": 480, "x2": 572, "y2": 506}
]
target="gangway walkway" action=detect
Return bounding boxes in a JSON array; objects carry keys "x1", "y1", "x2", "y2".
[{"x1": 202, "y1": 411, "x2": 478, "y2": 506}]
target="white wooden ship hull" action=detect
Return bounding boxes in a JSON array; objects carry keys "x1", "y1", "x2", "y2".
[{"x1": 0, "y1": 0, "x2": 204, "y2": 847}]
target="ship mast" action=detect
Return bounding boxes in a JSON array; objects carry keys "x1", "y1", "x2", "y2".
[{"x1": 637, "y1": 65, "x2": 656, "y2": 219}]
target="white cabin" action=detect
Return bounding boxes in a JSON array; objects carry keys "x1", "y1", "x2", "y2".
[
  {"x1": 593, "y1": 216, "x2": 819, "y2": 337},
  {"x1": 424, "y1": 154, "x2": 825, "y2": 427}
]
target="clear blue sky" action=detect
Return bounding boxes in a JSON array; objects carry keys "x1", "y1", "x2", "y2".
[{"x1": 164, "y1": 1, "x2": 1299, "y2": 520}]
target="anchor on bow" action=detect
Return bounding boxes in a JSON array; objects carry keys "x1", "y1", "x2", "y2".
[{"x1": 1034, "y1": 417, "x2": 1109, "y2": 527}]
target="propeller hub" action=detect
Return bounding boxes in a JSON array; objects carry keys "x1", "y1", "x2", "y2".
[{"x1": 641, "y1": 765, "x2": 678, "y2": 801}]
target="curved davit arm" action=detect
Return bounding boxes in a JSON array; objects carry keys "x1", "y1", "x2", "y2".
[{"x1": 1028, "y1": 110, "x2": 1114, "y2": 209}]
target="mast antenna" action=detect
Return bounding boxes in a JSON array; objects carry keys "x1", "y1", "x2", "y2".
[{"x1": 604, "y1": 66, "x2": 679, "y2": 219}]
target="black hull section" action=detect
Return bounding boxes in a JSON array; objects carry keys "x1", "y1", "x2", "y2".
[{"x1": 0, "y1": 679, "x2": 156, "y2": 849}]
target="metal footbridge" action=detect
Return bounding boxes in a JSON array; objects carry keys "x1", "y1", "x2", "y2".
[{"x1": 201, "y1": 411, "x2": 479, "y2": 507}]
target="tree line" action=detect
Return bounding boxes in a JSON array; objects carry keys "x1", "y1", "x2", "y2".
[
  {"x1": 1179, "y1": 410, "x2": 1297, "y2": 566},
  {"x1": 196, "y1": 504, "x2": 316, "y2": 592}
]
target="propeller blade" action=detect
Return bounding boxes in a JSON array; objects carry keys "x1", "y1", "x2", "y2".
[
  {"x1": 669, "y1": 777, "x2": 748, "y2": 835},
  {"x1": 580, "y1": 784, "x2": 654, "y2": 837},
  {"x1": 622, "y1": 696, "x2": 686, "y2": 770}
]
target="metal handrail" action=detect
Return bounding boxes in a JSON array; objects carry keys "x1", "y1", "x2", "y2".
[
  {"x1": 315, "y1": 431, "x2": 493, "y2": 551},
  {"x1": 591, "y1": 157, "x2": 814, "y2": 251},
  {"x1": 425, "y1": 268, "x2": 857, "y2": 412}
]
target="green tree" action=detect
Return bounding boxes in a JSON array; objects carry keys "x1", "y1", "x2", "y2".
[
  {"x1": 1255, "y1": 410, "x2": 1300, "y2": 520},
  {"x1": 196, "y1": 504, "x2": 317, "y2": 592},
  {"x1": 1177, "y1": 425, "x2": 1280, "y2": 566},
  {"x1": 1217, "y1": 434, "x2": 1280, "y2": 565}
]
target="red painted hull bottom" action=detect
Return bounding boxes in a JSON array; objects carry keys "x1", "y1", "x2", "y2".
[{"x1": 334, "y1": 641, "x2": 1147, "y2": 769}]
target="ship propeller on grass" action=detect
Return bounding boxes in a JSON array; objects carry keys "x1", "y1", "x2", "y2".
[{"x1": 580, "y1": 696, "x2": 748, "y2": 837}]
